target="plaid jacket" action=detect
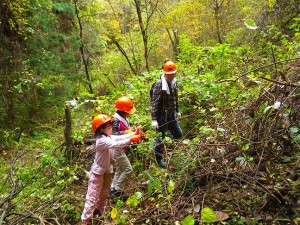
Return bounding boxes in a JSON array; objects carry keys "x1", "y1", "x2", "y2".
[{"x1": 151, "y1": 79, "x2": 179, "y2": 120}]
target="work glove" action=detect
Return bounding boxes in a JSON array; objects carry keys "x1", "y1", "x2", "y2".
[
  {"x1": 135, "y1": 126, "x2": 141, "y2": 135},
  {"x1": 140, "y1": 131, "x2": 146, "y2": 139},
  {"x1": 124, "y1": 129, "x2": 133, "y2": 134},
  {"x1": 130, "y1": 135, "x2": 141, "y2": 143},
  {"x1": 177, "y1": 112, "x2": 182, "y2": 118},
  {"x1": 151, "y1": 120, "x2": 158, "y2": 130}
]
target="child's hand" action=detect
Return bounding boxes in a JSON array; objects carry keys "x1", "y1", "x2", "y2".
[{"x1": 130, "y1": 135, "x2": 141, "y2": 143}]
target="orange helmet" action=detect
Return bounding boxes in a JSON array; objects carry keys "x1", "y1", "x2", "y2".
[
  {"x1": 115, "y1": 97, "x2": 136, "y2": 114},
  {"x1": 92, "y1": 114, "x2": 114, "y2": 133},
  {"x1": 164, "y1": 61, "x2": 177, "y2": 74},
  {"x1": 164, "y1": 58, "x2": 169, "y2": 63}
]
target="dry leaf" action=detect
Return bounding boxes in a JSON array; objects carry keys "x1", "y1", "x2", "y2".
[{"x1": 215, "y1": 211, "x2": 229, "y2": 221}]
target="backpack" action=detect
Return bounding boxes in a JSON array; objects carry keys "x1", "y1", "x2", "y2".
[{"x1": 149, "y1": 80, "x2": 159, "y2": 101}]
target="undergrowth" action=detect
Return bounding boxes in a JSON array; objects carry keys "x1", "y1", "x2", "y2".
[{"x1": 1, "y1": 35, "x2": 300, "y2": 224}]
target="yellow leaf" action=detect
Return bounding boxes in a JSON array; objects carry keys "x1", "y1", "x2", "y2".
[{"x1": 110, "y1": 207, "x2": 118, "y2": 219}]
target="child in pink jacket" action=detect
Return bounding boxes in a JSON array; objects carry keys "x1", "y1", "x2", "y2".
[{"x1": 81, "y1": 114, "x2": 141, "y2": 224}]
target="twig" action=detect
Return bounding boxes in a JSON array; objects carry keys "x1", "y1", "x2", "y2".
[
  {"x1": 271, "y1": 46, "x2": 278, "y2": 78},
  {"x1": 45, "y1": 217, "x2": 61, "y2": 225},
  {"x1": 0, "y1": 151, "x2": 25, "y2": 224},
  {"x1": 234, "y1": 57, "x2": 300, "y2": 80},
  {"x1": 258, "y1": 76, "x2": 300, "y2": 87}
]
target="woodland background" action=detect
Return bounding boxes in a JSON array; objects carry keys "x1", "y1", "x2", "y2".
[{"x1": 0, "y1": 0, "x2": 300, "y2": 224}]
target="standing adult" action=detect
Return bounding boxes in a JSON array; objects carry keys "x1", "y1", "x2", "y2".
[{"x1": 151, "y1": 61, "x2": 183, "y2": 168}]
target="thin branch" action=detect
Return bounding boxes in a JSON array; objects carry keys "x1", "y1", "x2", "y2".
[
  {"x1": 271, "y1": 46, "x2": 278, "y2": 78},
  {"x1": 219, "y1": 58, "x2": 300, "y2": 86},
  {"x1": 73, "y1": 0, "x2": 93, "y2": 94},
  {"x1": 258, "y1": 76, "x2": 300, "y2": 87},
  {"x1": 0, "y1": 151, "x2": 25, "y2": 224},
  {"x1": 234, "y1": 57, "x2": 300, "y2": 81},
  {"x1": 109, "y1": 35, "x2": 138, "y2": 75}
]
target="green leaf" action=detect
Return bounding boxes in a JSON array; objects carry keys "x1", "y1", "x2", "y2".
[
  {"x1": 193, "y1": 136, "x2": 200, "y2": 141},
  {"x1": 182, "y1": 139, "x2": 190, "y2": 145},
  {"x1": 217, "y1": 127, "x2": 225, "y2": 133},
  {"x1": 244, "y1": 19, "x2": 258, "y2": 30},
  {"x1": 167, "y1": 180, "x2": 175, "y2": 194},
  {"x1": 263, "y1": 105, "x2": 272, "y2": 114},
  {"x1": 230, "y1": 135, "x2": 238, "y2": 141},
  {"x1": 147, "y1": 183, "x2": 153, "y2": 195},
  {"x1": 293, "y1": 134, "x2": 300, "y2": 141},
  {"x1": 134, "y1": 191, "x2": 143, "y2": 199},
  {"x1": 289, "y1": 127, "x2": 299, "y2": 133},
  {"x1": 196, "y1": 119, "x2": 204, "y2": 124},
  {"x1": 182, "y1": 215, "x2": 195, "y2": 225},
  {"x1": 126, "y1": 192, "x2": 142, "y2": 207},
  {"x1": 201, "y1": 207, "x2": 217, "y2": 223},
  {"x1": 242, "y1": 143, "x2": 250, "y2": 151}
]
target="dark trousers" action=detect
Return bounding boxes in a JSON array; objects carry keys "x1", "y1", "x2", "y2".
[{"x1": 154, "y1": 113, "x2": 183, "y2": 162}]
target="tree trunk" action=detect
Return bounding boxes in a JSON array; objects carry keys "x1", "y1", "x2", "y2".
[
  {"x1": 213, "y1": 0, "x2": 223, "y2": 44},
  {"x1": 74, "y1": 0, "x2": 93, "y2": 94},
  {"x1": 134, "y1": 0, "x2": 150, "y2": 72},
  {"x1": 64, "y1": 104, "x2": 73, "y2": 160}
]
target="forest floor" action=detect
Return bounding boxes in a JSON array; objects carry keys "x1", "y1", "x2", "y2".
[
  {"x1": 72, "y1": 60, "x2": 300, "y2": 224},
  {"x1": 2, "y1": 61, "x2": 300, "y2": 225}
]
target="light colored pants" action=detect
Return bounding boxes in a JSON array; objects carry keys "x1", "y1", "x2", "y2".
[
  {"x1": 81, "y1": 172, "x2": 111, "y2": 223},
  {"x1": 112, "y1": 149, "x2": 133, "y2": 191}
]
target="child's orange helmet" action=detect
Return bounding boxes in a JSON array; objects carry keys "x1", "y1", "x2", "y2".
[
  {"x1": 164, "y1": 61, "x2": 177, "y2": 74},
  {"x1": 115, "y1": 97, "x2": 136, "y2": 114},
  {"x1": 92, "y1": 114, "x2": 114, "y2": 133}
]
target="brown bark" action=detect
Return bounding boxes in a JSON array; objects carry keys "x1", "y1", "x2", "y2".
[{"x1": 64, "y1": 104, "x2": 73, "y2": 160}]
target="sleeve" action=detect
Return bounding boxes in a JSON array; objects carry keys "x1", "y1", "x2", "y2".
[
  {"x1": 151, "y1": 80, "x2": 162, "y2": 120},
  {"x1": 111, "y1": 132, "x2": 135, "y2": 142},
  {"x1": 98, "y1": 133, "x2": 135, "y2": 149}
]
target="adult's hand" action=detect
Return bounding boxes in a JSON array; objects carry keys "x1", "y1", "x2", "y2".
[{"x1": 151, "y1": 120, "x2": 158, "y2": 130}]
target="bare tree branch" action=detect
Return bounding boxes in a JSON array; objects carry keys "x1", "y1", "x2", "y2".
[{"x1": 73, "y1": 0, "x2": 94, "y2": 94}]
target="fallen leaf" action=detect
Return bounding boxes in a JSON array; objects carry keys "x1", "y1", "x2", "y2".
[
  {"x1": 194, "y1": 205, "x2": 200, "y2": 213},
  {"x1": 215, "y1": 211, "x2": 229, "y2": 221}
]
